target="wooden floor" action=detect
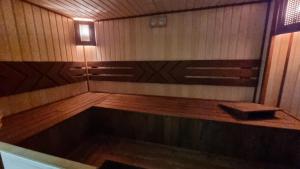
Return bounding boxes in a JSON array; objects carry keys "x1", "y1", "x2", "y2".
[{"x1": 66, "y1": 135, "x2": 292, "y2": 169}]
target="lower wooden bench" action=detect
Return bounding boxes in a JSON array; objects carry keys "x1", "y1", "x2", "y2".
[
  {"x1": 0, "y1": 93, "x2": 110, "y2": 144},
  {"x1": 1, "y1": 92, "x2": 300, "y2": 144}
]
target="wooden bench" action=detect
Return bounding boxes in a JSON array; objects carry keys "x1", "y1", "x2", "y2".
[
  {"x1": 1, "y1": 92, "x2": 300, "y2": 145},
  {"x1": 94, "y1": 94, "x2": 300, "y2": 131},
  {"x1": 0, "y1": 93, "x2": 110, "y2": 144}
]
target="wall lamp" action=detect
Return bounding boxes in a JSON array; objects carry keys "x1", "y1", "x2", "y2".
[{"x1": 74, "y1": 18, "x2": 96, "y2": 46}]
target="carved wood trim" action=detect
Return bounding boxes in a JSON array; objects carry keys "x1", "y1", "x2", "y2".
[
  {"x1": 0, "y1": 62, "x2": 87, "y2": 97},
  {"x1": 87, "y1": 60, "x2": 260, "y2": 87}
]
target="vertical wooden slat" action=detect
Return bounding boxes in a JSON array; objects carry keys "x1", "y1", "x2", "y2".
[
  {"x1": 124, "y1": 19, "x2": 131, "y2": 61},
  {"x1": 97, "y1": 22, "x2": 105, "y2": 61},
  {"x1": 0, "y1": 0, "x2": 12, "y2": 60},
  {"x1": 68, "y1": 18, "x2": 77, "y2": 61},
  {"x1": 49, "y1": 12, "x2": 61, "y2": 61},
  {"x1": 1, "y1": 0, "x2": 22, "y2": 61},
  {"x1": 32, "y1": 5, "x2": 48, "y2": 61},
  {"x1": 41, "y1": 9, "x2": 55, "y2": 61},
  {"x1": 62, "y1": 17, "x2": 72, "y2": 61},
  {"x1": 23, "y1": 2, "x2": 40, "y2": 61},
  {"x1": 12, "y1": 0, "x2": 31, "y2": 61},
  {"x1": 228, "y1": 6, "x2": 241, "y2": 59},
  {"x1": 280, "y1": 33, "x2": 300, "y2": 117},
  {"x1": 205, "y1": 8, "x2": 216, "y2": 59},
  {"x1": 56, "y1": 14, "x2": 67, "y2": 61}
]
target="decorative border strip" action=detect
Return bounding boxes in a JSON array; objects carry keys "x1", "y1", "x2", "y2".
[
  {"x1": 87, "y1": 60, "x2": 260, "y2": 87},
  {"x1": 0, "y1": 62, "x2": 86, "y2": 97}
]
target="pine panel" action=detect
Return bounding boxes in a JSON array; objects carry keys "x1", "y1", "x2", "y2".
[
  {"x1": 88, "y1": 3, "x2": 268, "y2": 101},
  {"x1": 0, "y1": 0, "x2": 88, "y2": 117}
]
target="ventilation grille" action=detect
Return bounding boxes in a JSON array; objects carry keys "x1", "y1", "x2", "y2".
[
  {"x1": 276, "y1": 0, "x2": 300, "y2": 34},
  {"x1": 284, "y1": 0, "x2": 300, "y2": 26}
]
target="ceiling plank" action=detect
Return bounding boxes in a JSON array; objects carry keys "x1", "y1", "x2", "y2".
[{"x1": 23, "y1": 0, "x2": 268, "y2": 20}]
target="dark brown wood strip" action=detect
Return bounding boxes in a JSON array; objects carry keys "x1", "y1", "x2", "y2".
[
  {"x1": 182, "y1": 78, "x2": 258, "y2": 87},
  {"x1": 87, "y1": 60, "x2": 260, "y2": 87},
  {"x1": 0, "y1": 61, "x2": 87, "y2": 97},
  {"x1": 183, "y1": 68, "x2": 259, "y2": 77},
  {"x1": 89, "y1": 68, "x2": 135, "y2": 75}
]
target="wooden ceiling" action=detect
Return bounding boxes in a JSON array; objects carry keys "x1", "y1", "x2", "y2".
[{"x1": 24, "y1": 0, "x2": 268, "y2": 20}]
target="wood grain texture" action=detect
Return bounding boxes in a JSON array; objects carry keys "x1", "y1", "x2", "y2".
[
  {"x1": 0, "y1": 93, "x2": 110, "y2": 144},
  {"x1": 0, "y1": 62, "x2": 86, "y2": 97},
  {"x1": 86, "y1": 2, "x2": 268, "y2": 101},
  {"x1": 18, "y1": 116, "x2": 298, "y2": 169},
  {"x1": 0, "y1": 0, "x2": 80, "y2": 62},
  {"x1": 2, "y1": 92, "x2": 300, "y2": 145},
  {"x1": 0, "y1": 0, "x2": 88, "y2": 117},
  {"x1": 93, "y1": 93, "x2": 300, "y2": 131},
  {"x1": 261, "y1": 34, "x2": 291, "y2": 106},
  {"x1": 23, "y1": 0, "x2": 267, "y2": 20},
  {"x1": 66, "y1": 135, "x2": 296, "y2": 169},
  {"x1": 87, "y1": 60, "x2": 260, "y2": 87},
  {"x1": 262, "y1": 32, "x2": 300, "y2": 119},
  {"x1": 7, "y1": 93, "x2": 299, "y2": 168},
  {"x1": 280, "y1": 32, "x2": 300, "y2": 118}
]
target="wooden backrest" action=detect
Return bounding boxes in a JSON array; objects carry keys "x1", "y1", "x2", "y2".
[
  {"x1": 0, "y1": 62, "x2": 86, "y2": 97},
  {"x1": 87, "y1": 60, "x2": 260, "y2": 87}
]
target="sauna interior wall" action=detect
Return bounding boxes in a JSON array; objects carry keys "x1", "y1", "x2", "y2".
[
  {"x1": 263, "y1": 32, "x2": 300, "y2": 118},
  {"x1": 0, "y1": 0, "x2": 88, "y2": 117},
  {"x1": 87, "y1": 2, "x2": 269, "y2": 101}
]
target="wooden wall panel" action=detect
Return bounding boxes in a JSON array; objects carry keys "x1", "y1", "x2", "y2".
[
  {"x1": 263, "y1": 32, "x2": 300, "y2": 119},
  {"x1": 263, "y1": 34, "x2": 291, "y2": 106},
  {"x1": 0, "y1": 0, "x2": 88, "y2": 117},
  {"x1": 280, "y1": 32, "x2": 300, "y2": 118},
  {"x1": 87, "y1": 2, "x2": 268, "y2": 101}
]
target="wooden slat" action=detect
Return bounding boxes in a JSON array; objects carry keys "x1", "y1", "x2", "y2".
[
  {"x1": 183, "y1": 69, "x2": 259, "y2": 77},
  {"x1": 23, "y1": 0, "x2": 268, "y2": 20}
]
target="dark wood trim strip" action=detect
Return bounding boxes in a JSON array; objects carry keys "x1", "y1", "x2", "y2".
[
  {"x1": 259, "y1": 0, "x2": 280, "y2": 103},
  {"x1": 0, "y1": 62, "x2": 87, "y2": 97},
  {"x1": 277, "y1": 33, "x2": 294, "y2": 107},
  {"x1": 98, "y1": 0, "x2": 270, "y2": 21},
  {"x1": 253, "y1": 0, "x2": 272, "y2": 102},
  {"x1": 87, "y1": 60, "x2": 260, "y2": 87}
]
